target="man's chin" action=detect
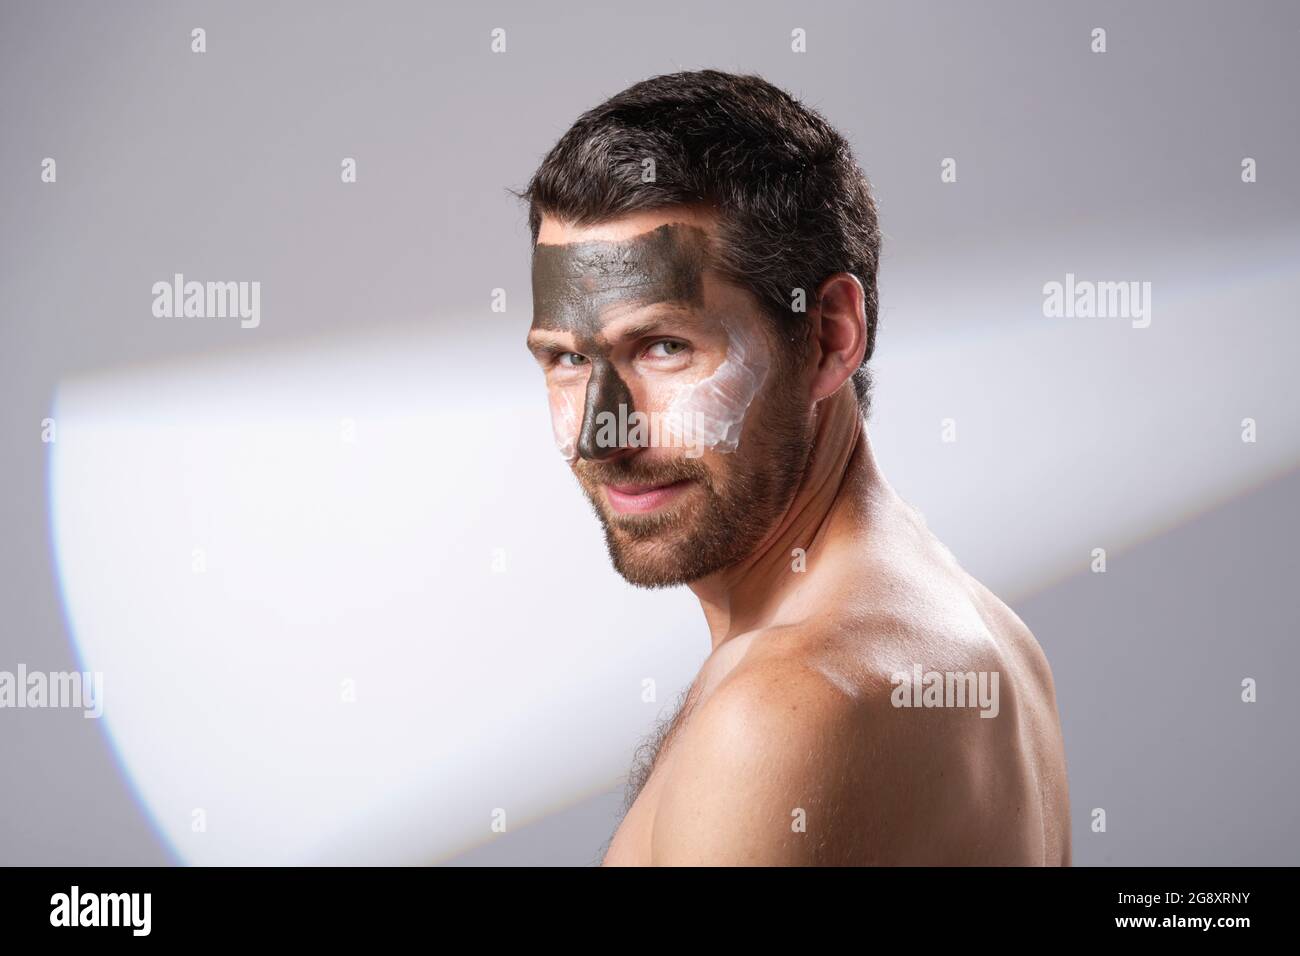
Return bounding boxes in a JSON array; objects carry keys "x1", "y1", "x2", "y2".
[
  {"x1": 606, "y1": 540, "x2": 702, "y2": 589},
  {"x1": 603, "y1": 535, "x2": 686, "y2": 587},
  {"x1": 601, "y1": 517, "x2": 749, "y2": 588},
  {"x1": 600, "y1": 520, "x2": 692, "y2": 588}
]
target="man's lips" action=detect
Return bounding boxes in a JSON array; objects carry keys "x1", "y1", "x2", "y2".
[{"x1": 604, "y1": 478, "x2": 694, "y2": 514}]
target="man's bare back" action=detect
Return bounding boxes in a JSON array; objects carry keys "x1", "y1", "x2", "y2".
[{"x1": 602, "y1": 435, "x2": 1071, "y2": 866}]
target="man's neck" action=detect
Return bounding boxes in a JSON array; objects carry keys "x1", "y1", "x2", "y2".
[{"x1": 688, "y1": 385, "x2": 887, "y2": 650}]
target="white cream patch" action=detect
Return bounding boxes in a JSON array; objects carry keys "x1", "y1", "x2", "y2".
[
  {"x1": 664, "y1": 317, "x2": 770, "y2": 454},
  {"x1": 549, "y1": 387, "x2": 581, "y2": 461}
]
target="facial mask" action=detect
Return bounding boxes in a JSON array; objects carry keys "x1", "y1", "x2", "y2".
[
  {"x1": 550, "y1": 386, "x2": 581, "y2": 461},
  {"x1": 530, "y1": 223, "x2": 769, "y2": 460},
  {"x1": 546, "y1": 319, "x2": 769, "y2": 460},
  {"x1": 662, "y1": 317, "x2": 769, "y2": 455}
]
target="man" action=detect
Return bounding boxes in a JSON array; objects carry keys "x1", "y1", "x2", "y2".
[{"x1": 521, "y1": 70, "x2": 1071, "y2": 865}]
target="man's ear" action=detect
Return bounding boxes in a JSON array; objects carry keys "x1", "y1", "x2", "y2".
[{"x1": 807, "y1": 272, "x2": 868, "y2": 404}]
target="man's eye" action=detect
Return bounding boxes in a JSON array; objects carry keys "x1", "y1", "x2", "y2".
[
  {"x1": 558, "y1": 352, "x2": 590, "y2": 367},
  {"x1": 646, "y1": 340, "x2": 688, "y2": 358}
]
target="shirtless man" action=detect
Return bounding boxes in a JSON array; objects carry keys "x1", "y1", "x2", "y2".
[{"x1": 521, "y1": 70, "x2": 1070, "y2": 866}]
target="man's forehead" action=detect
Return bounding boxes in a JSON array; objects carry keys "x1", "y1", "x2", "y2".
[
  {"x1": 530, "y1": 221, "x2": 713, "y2": 332},
  {"x1": 533, "y1": 222, "x2": 709, "y2": 283}
]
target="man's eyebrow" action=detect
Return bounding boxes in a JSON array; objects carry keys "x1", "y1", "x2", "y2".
[
  {"x1": 600, "y1": 306, "x2": 706, "y2": 344},
  {"x1": 526, "y1": 305, "x2": 711, "y2": 356},
  {"x1": 525, "y1": 331, "x2": 571, "y2": 357}
]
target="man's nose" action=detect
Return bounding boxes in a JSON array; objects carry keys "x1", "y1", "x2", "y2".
[{"x1": 577, "y1": 362, "x2": 635, "y2": 461}]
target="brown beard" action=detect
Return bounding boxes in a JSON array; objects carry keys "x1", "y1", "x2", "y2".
[{"x1": 571, "y1": 371, "x2": 814, "y2": 588}]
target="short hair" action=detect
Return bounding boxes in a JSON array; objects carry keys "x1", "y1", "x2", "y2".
[{"x1": 518, "y1": 69, "x2": 882, "y2": 415}]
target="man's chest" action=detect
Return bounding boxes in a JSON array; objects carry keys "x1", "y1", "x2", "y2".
[
  {"x1": 600, "y1": 698, "x2": 699, "y2": 865},
  {"x1": 600, "y1": 638, "x2": 761, "y2": 864}
]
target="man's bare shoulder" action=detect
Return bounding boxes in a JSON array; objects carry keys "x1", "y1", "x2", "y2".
[{"x1": 649, "y1": 621, "x2": 1017, "y2": 865}]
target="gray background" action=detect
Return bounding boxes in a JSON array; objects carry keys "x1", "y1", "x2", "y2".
[{"x1": 1, "y1": 0, "x2": 1297, "y2": 865}]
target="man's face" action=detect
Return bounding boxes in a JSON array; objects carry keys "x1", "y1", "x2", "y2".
[{"x1": 527, "y1": 208, "x2": 814, "y2": 587}]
